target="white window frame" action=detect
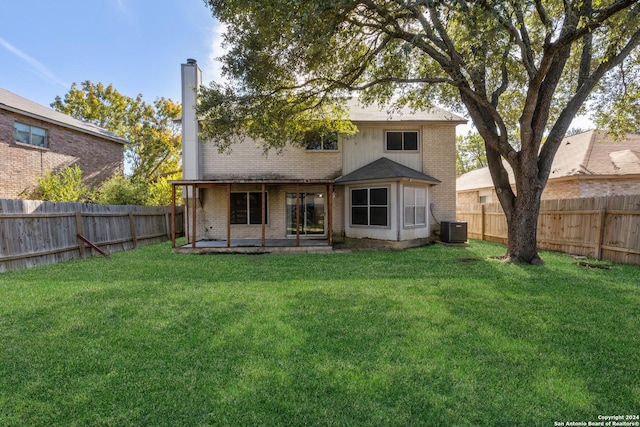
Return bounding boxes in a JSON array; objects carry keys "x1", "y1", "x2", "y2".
[
  {"x1": 404, "y1": 186, "x2": 428, "y2": 227},
  {"x1": 14, "y1": 122, "x2": 47, "y2": 148},
  {"x1": 350, "y1": 186, "x2": 389, "y2": 228},
  {"x1": 385, "y1": 130, "x2": 419, "y2": 152},
  {"x1": 478, "y1": 189, "x2": 493, "y2": 204}
]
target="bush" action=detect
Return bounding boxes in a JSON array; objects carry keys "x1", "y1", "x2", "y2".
[
  {"x1": 95, "y1": 174, "x2": 147, "y2": 206},
  {"x1": 33, "y1": 165, "x2": 90, "y2": 202},
  {"x1": 145, "y1": 177, "x2": 173, "y2": 206}
]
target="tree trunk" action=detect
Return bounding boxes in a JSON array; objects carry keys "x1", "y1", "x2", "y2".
[
  {"x1": 462, "y1": 95, "x2": 548, "y2": 265},
  {"x1": 481, "y1": 132, "x2": 545, "y2": 265},
  {"x1": 503, "y1": 189, "x2": 543, "y2": 265}
]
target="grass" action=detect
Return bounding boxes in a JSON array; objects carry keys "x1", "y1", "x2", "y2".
[{"x1": 0, "y1": 240, "x2": 638, "y2": 426}]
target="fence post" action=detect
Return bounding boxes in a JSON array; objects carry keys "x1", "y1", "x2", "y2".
[
  {"x1": 596, "y1": 208, "x2": 607, "y2": 260},
  {"x1": 129, "y1": 213, "x2": 138, "y2": 249},
  {"x1": 165, "y1": 212, "x2": 171, "y2": 239},
  {"x1": 481, "y1": 204, "x2": 486, "y2": 241},
  {"x1": 75, "y1": 211, "x2": 86, "y2": 258}
]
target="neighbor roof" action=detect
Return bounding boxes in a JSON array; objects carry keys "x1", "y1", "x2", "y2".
[
  {"x1": 335, "y1": 157, "x2": 441, "y2": 185},
  {"x1": 0, "y1": 88, "x2": 128, "y2": 145},
  {"x1": 345, "y1": 97, "x2": 467, "y2": 124},
  {"x1": 456, "y1": 130, "x2": 640, "y2": 192}
]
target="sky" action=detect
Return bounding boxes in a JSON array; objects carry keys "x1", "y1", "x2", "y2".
[{"x1": 0, "y1": 0, "x2": 224, "y2": 108}]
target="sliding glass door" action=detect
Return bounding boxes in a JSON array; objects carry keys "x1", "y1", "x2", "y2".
[{"x1": 286, "y1": 193, "x2": 326, "y2": 236}]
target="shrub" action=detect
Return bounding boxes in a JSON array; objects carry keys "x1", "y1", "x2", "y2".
[
  {"x1": 33, "y1": 165, "x2": 90, "y2": 202},
  {"x1": 95, "y1": 174, "x2": 147, "y2": 206}
]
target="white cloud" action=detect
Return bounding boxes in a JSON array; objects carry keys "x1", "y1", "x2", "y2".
[
  {"x1": 206, "y1": 21, "x2": 229, "y2": 85},
  {"x1": 0, "y1": 37, "x2": 68, "y2": 88}
]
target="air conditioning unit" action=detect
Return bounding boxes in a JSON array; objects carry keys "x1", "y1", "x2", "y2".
[{"x1": 440, "y1": 221, "x2": 467, "y2": 243}]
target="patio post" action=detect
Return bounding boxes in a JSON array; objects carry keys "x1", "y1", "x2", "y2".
[
  {"x1": 227, "y1": 184, "x2": 232, "y2": 248},
  {"x1": 171, "y1": 183, "x2": 176, "y2": 248},
  {"x1": 191, "y1": 184, "x2": 197, "y2": 249},
  {"x1": 296, "y1": 183, "x2": 300, "y2": 247},
  {"x1": 261, "y1": 183, "x2": 266, "y2": 247},
  {"x1": 328, "y1": 183, "x2": 333, "y2": 246}
]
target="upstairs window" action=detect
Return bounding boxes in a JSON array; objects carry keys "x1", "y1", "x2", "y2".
[
  {"x1": 386, "y1": 131, "x2": 418, "y2": 151},
  {"x1": 305, "y1": 131, "x2": 338, "y2": 150},
  {"x1": 14, "y1": 122, "x2": 47, "y2": 148},
  {"x1": 231, "y1": 192, "x2": 267, "y2": 224}
]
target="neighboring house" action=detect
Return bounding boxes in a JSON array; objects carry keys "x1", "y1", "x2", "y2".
[
  {"x1": 0, "y1": 88, "x2": 127, "y2": 199},
  {"x1": 172, "y1": 59, "x2": 466, "y2": 252},
  {"x1": 457, "y1": 130, "x2": 640, "y2": 205}
]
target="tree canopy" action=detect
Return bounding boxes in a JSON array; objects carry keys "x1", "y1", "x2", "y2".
[
  {"x1": 52, "y1": 81, "x2": 182, "y2": 183},
  {"x1": 200, "y1": 0, "x2": 640, "y2": 263},
  {"x1": 52, "y1": 82, "x2": 182, "y2": 205}
]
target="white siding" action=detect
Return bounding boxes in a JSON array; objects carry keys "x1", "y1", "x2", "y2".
[
  {"x1": 342, "y1": 181, "x2": 432, "y2": 242},
  {"x1": 342, "y1": 182, "x2": 399, "y2": 241},
  {"x1": 342, "y1": 125, "x2": 423, "y2": 175}
]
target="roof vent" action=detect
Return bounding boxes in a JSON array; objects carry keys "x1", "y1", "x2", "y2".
[{"x1": 186, "y1": 58, "x2": 197, "y2": 65}]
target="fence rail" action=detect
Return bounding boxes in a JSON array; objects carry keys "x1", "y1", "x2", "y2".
[
  {"x1": 0, "y1": 199, "x2": 184, "y2": 273},
  {"x1": 456, "y1": 195, "x2": 640, "y2": 265}
]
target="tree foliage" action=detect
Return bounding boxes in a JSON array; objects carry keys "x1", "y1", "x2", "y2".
[
  {"x1": 593, "y1": 54, "x2": 640, "y2": 136},
  {"x1": 32, "y1": 165, "x2": 90, "y2": 203},
  {"x1": 93, "y1": 174, "x2": 174, "y2": 206},
  {"x1": 201, "y1": 0, "x2": 640, "y2": 263},
  {"x1": 456, "y1": 131, "x2": 488, "y2": 176},
  {"x1": 94, "y1": 173, "x2": 147, "y2": 206},
  {"x1": 51, "y1": 81, "x2": 182, "y2": 191}
]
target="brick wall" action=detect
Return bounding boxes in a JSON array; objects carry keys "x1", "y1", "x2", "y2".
[
  {"x1": 424, "y1": 125, "x2": 458, "y2": 223},
  {"x1": 201, "y1": 138, "x2": 342, "y2": 180},
  {"x1": 0, "y1": 109, "x2": 123, "y2": 198},
  {"x1": 541, "y1": 180, "x2": 581, "y2": 200},
  {"x1": 457, "y1": 190, "x2": 479, "y2": 205},
  {"x1": 577, "y1": 178, "x2": 640, "y2": 198}
]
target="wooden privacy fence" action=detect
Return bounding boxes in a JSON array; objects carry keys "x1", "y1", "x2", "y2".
[
  {"x1": 0, "y1": 199, "x2": 184, "y2": 273},
  {"x1": 457, "y1": 195, "x2": 640, "y2": 265}
]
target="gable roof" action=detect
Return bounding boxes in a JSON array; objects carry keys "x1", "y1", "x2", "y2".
[
  {"x1": 456, "y1": 130, "x2": 640, "y2": 192},
  {"x1": 0, "y1": 88, "x2": 128, "y2": 145},
  {"x1": 345, "y1": 97, "x2": 467, "y2": 124},
  {"x1": 335, "y1": 157, "x2": 441, "y2": 185},
  {"x1": 456, "y1": 165, "x2": 502, "y2": 191}
]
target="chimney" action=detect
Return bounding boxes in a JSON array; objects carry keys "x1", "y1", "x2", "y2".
[{"x1": 181, "y1": 59, "x2": 202, "y2": 183}]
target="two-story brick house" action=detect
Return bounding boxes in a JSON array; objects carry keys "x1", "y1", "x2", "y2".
[
  {"x1": 0, "y1": 88, "x2": 126, "y2": 199},
  {"x1": 172, "y1": 60, "x2": 466, "y2": 252}
]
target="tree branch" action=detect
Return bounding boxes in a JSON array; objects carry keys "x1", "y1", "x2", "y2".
[
  {"x1": 491, "y1": 33, "x2": 514, "y2": 107},
  {"x1": 539, "y1": 26, "x2": 640, "y2": 183},
  {"x1": 475, "y1": 0, "x2": 538, "y2": 79}
]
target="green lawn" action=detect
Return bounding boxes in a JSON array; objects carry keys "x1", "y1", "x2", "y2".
[{"x1": 0, "y1": 240, "x2": 638, "y2": 426}]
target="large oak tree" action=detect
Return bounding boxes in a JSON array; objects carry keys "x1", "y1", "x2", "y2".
[{"x1": 199, "y1": 0, "x2": 640, "y2": 263}]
